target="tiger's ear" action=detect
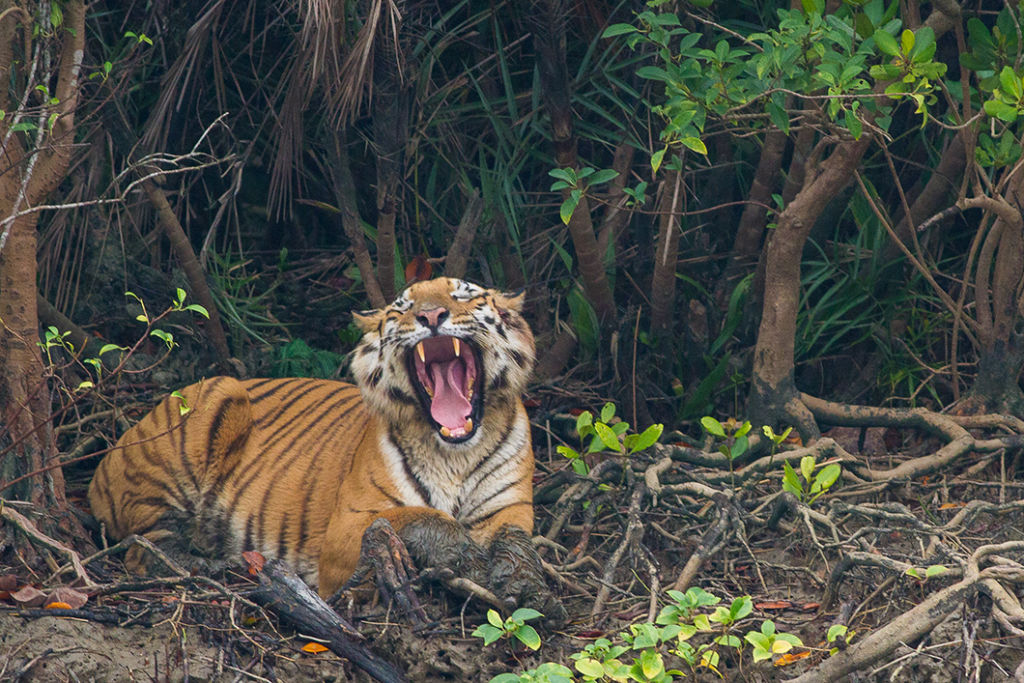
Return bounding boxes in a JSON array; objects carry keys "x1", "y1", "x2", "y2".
[
  {"x1": 495, "y1": 288, "x2": 525, "y2": 313},
  {"x1": 352, "y1": 309, "x2": 383, "y2": 332}
]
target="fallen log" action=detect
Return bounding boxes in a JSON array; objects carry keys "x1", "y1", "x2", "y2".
[{"x1": 247, "y1": 557, "x2": 406, "y2": 683}]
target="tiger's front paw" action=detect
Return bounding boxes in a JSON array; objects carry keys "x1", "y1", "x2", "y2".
[
  {"x1": 348, "y1": 518, "x2": 429, "y2": 624},
  {"x1": 487, "y1": 527, "x2": 567, "y2": 627}
]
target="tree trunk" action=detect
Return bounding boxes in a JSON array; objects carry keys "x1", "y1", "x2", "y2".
[
  {"x1": 749, "y1": 136, "x2": 871, "y2": 436},
  {"x1": 0, "y1": 1, "x2": 88, "y2": 545}
]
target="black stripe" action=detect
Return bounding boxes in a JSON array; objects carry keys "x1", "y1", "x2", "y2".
[
  {"x1": 465, "y1": 501, "x2": 532, "y2": 529},
  {"x1": 253, "y1": 379, "x2": 322, "y2": 427},
  {"x1": 465, "y1": 419, "x2": 516, "y2": 483},
  {"x1": 243, "y1": 515, "x2": 255, "y2": 552},
  {"x1": 370, "y1": 475, "x2": 405, "y2": 506},
  {"x1": 276, "y1": 511, "x2": 290, "y2": 562},
  {"x1": 392, "y1": 438, "x2": 432, "y2": 506}
]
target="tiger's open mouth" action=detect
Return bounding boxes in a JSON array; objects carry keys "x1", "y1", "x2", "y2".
[{"x1": 406, "y1": 335, "x2": 483, "y2": 442}]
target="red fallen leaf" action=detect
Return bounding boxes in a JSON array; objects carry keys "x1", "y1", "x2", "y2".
[
  {"x1": 800, "y1": 602, "x2": 821, "y2": 611},
  {"x1": 404, "y1": 255, "x2": 432, "y2": 284},
  {"x1": 243, "y1": 550, "x2": 266, "y2": 576},
  {"x1": 161, "y1": 596, "x2": 179, "y2": 603},
  {"x1": 301, "y1": 642, "x2": 329, "y2": 654},
  {"x1": 522, "y1": 398, "x2": 541, "y2": 408},
  {"x1": 10, "y1": 585, "x2": 46, "y2": 607},
  {"x1": 754, "y1": 600, "x2": 794, "y2": 610},
  {"x1": 0, "y1": 575, "x2": 18, "y2": 591},
  {"x1": 44, "y1": 601, "x2": 73, "y2": 609},
  {"x1": 568, "y1": 408, "x2": 586, "y2": 416},
  {"x1": 574, "y1": 630, "x2": 605, "y2": 639},
  {"x1": 46, "y1": 587, "x2": 88, "y2": 609},
  {"x1": 939, "y1": 502, "x2": 965, "y2": 510}
]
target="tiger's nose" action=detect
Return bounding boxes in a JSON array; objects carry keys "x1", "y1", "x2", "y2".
[{"x1": 416, "y1": 307, "x2": 449, "y2": 330}]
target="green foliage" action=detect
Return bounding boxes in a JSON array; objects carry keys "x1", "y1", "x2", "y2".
[
  {"x1": 271, "y1": 339, "x2": 344, "y2": 379},
  {"x1": 782, "y1": 455, "x2": 841, "y2": 504},
  {"x1": 549, "y1": 167, "x2": 620, "y2": 224},
  {"x1": 473, "y1": 608, "x2": 545, "y2": 651},
  {"x1": 489, "y1": 587, "x2": 806, "y2": 681},
  {"x1": 557, "y1": 403, "x2": 664, "y2": 475},
  {"x1": 490, "y1": 663, "x2": 574, "y2": 683},
  {"x1": 743, "y1": 620, "x2": 802, "y2": 662},
  {"x1": 700, "y1": 416, "x2": 751, "y2": 462}
]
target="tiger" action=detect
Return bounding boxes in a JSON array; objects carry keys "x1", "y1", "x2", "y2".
[{"x1": 87, "y1": 277, "x2": 565, "y2": 621}]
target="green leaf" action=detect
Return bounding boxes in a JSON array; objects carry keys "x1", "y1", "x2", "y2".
[
  {"x1": 701, "y1": 416, "x2": 726, "y2": 437},
  {"x1": 510, "y1": 607, "x2": 543, "y2": 622},
  {"x1": 574, "y1": 658, "x2": 605, "y2": 677},
  {"x1": 487, "y1": 609, "x2": 503, "y2": 628},
  {"x1": 801, "y1": 0, "x2": 824, "y2": 15},
  {"x1": 984, "y1": 99, "x2": 1019, "y2": 123},
  {"x1": 899, "y1": 29, "x2": 915, "y2": 56},
  {"x1": 815, "y1": 463, "x2": 842, "y2": 490},
  {"x1": 602, "y1": 23, "x2": 637, "y2": 37},
  {"x1": 680, "y1": 136, "x2": 707, "y2": 155},
  {"x1": 600, "y1": 402, "x2": 616, "y2": 423},
  {"x1": 782, "y1": 461, "x2": 802, "y2": 497},
  {"x1": 628, "y1": 423, "x2": 663, "y2": 453},
  {"x1": 873, "y1": 29, "x2": 899, "y2": 57},
  {"x1": 594, "y1": 422, "x2": 622, "y2": 452},
  {"x1": 730, "y1": 596, "x2": 753, "y2": 620},
  {"x1": 651, "y1": 147, "x2": 667, "y2": 174},
  {"x1": 767, "y1": 100, "x2": 790, "y2": 134},
  {"x1": 150, "y1": 329, "x2": 175, "y2": 348},
  {"x1": 800, "y1": 455, "x2": 815, "y2": 483},
  {"x1": 999, "y1": 66, "x2": 1023, "y2": 101},
  {"x1": 515, "y1": 624, "x2": 542, "y2": 650},
  {"x1": 845, "y1": 109, "x2": 863, "y2": 140},
  {"x1": 827, "y1": 624, "x2": 848, "y2": 642},
  {"x1": 636, "y1": 65, "x2": 672, "y2": 82},
  {"x1": 576, "y1": 411, "x2": 593, "y2": 436},
  {"x1": 174, "y1": 287, "x2": 187, "y2": 306},
  {"x1": 559, "y1": 195, "x2": 580, "y2": 225},
  {"x1": 184, "y1": 304, "x2": 210, "y2": 318},
  {"x1": 98, "y1": 343, "x2": 124, "y2": 356},
  {"x1": 548, "y1": 168, "x2": 576, "y2": 184},
  {"x1": 640, "y1": 649, "x2": 665, "y2": 678},
  {"x1": 489, "y1": 674, "x2": 520, "y2": 683},
  {"x1": 587, "y1": 169, "x2": 619, "y2": 185},
  {"x1": 925, "y1": 564, "x2": 947, "y2": 578},
  {"x1": 472, "y1": 623, "x2": 505, "y2": 646}
]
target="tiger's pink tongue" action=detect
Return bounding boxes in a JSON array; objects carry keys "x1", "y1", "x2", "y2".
[{"x1": 429, "y1": 360, "x2": 471, "y2": 429}]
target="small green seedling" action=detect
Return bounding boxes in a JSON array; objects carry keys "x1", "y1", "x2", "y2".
[
  {"x1": 762, "y1": 424, "x2": 793, "y2": 452},
  {"x1": 473, "y1": 608, "x2": 544, "y2": 651},
  {"x1": 701, "y1": 416, "x2": 752, "y2": 462},
  {"x1": 557, "y1": 402, "x2": 663, "y2": 475},
  {"x1": 743, "y1": 620, "x2": 803, "y2": 663},
  {"x1": 782, "y1": 455, "x2": 841, "y2": 504},
  {"x1": 489, "y1": 662, "x2": 574, "y2": 683},
  {"x1": 826, "y1": 623, "x2": 855, "y2": 655},
  {"x1": 905, "y1": 564, "x2": 948, "y2": 582}
]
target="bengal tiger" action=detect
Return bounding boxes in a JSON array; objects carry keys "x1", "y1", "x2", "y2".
[{"x1": 87, "y1": 277, "x2": 564, "y2": 620}]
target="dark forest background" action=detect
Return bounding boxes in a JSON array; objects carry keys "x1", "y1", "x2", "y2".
[{"x1": 3, "y1": 0, "x2": 1024, "y2": 680}]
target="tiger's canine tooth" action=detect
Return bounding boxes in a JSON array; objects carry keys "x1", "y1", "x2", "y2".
[
  {"x1": 453, "y1": 338, "x2": 461, "y2": 357},
  {"x1": 464, "y1": 418, "x2": 473, "y2": 432},
  {"x1": 416, "y1": 341, "x2": 426, "y2": 363},
  {"x1": 440, "y1": 425, "x2": 452, "y2": 438}
]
